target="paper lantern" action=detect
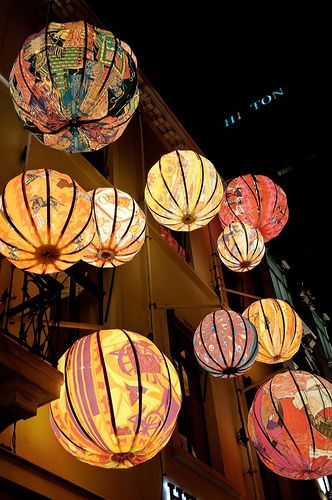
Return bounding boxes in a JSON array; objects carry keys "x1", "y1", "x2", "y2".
[
  {"x1": 0, "y1": 169, "x2": 94, "y2": 273},
  {"x1": 219, "y1": 174, "x2": 288, "y2": 242},
  {"x1": 243, "y1": 299, "x2": 302, "y2": 363},
  {"x1": 144, "y1": 150, "x2": 223, "y2": 231},
  {"x1": 9, "y1": 21, "x2": 138, "y2": 153},
  {"x1": 50, "y1": 329, "x2": 182, "y2": 468},
  {"x1": 82, "y1": 187, "x2": 146, "y2": 268},
  {"x1": 193, "y1": 310, "x2": 258, "y2": 377},
  {"x1": 248, "y1": 370, "x2": 332, "y2": 480},
  {"x1": 217, "y1": 221, "x2": 265, "y2": 272}
]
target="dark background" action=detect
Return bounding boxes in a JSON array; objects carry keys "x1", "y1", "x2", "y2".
[{"x1": 86, "y1": 4, "x2": 327, "y2": 316}]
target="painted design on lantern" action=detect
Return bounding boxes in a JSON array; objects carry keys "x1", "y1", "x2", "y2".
[
  {"x1": 243, "y1": 298, "x2": 302, "y2": 364},
  {"x1": 10, "y1": 21, "x2": 139, "y2": 153},
  {"x1": 0, "y1": 169, "x2": 94, "y2": 274},
  {"x1": 193, "y1": 310, "x2": 258, "y2": 378},
  {"x1": 83, "y1": 187, "x2": 146, "y2": 268},
  {"x1": 219, "y1": 174, "x2": 289, "y2": 242},
  {"x1": 248, "y1": 370, "x2": 332, "y2": 480},
  {"x1": 50, "y1": 329, "x2": 182, "y2": 468},
  {"x1": 145, "y1": 150, "x2": 224, "y2": 232}
]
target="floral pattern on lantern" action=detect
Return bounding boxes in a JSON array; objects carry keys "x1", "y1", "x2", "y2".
[
  {"x1": 9, "y1": 21, "x2": 138, "y2": 153},
  {"x1": 50, "y1": 329, "x2": 182, "y2": 468},
  {"x1": 0, "y1": 169, "x2": 93, "y2": 273},
  {"x1": 144, "y1": 150, "x2": 223, "y2": 231},
  {"x1": 219, "y1": 174, "x2": 288, "y2": 242},
  {"x1": 193, "y1": 310, "x2": 258, "y2": 377},
  {"x1": 243, "y1": 299, "x2": 302, "y2": 364},
  {"x1": 248, "y1": 370, "x2": 332, "y2": 480},
  {"x1": 217, "y1": 221, "x2": 265, "y2": 272},
  {"x1": 82, "y1": 187, "x2": 146, "y2": 268}
]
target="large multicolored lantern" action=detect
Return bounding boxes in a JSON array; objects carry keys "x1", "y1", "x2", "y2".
[
  {"x1": 193, "y1": 310, "x2": 258, "y2": 377},
  {"x1": 219, "y1": 174, "x2": 288, "y2": 242},
  {"x1": 83, "y1": 187, "x2": 146, "y2": 268},
  {"x1": 248, "y1": 370, "x2": 332, "y2": 480},
  {"x1": 50, "y1": 329, "x2": 182, "y2": 468},
  {"x1": 0, "y1": 169, "x2": 93, "y2": 273},
  {"x1": 9, "y1": 21, "x2": 138, "y2": 153},
  {"x1": 243, "y1": 299, "x2": 302, "y2": 364},
  {"x1": 145, "y1": 150, "x2": 223, "y2": 231},
  {"x1": 217, "y1": 221, "x2": 265, "y2": 272}
]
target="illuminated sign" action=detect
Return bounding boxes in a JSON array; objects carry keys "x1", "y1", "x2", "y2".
[
  {"x1": 163, "y1": 480, "x2": 196, "y2": 500},
  {"x1": 224, "y1": 87, "x2": 284, "y2": 128}
]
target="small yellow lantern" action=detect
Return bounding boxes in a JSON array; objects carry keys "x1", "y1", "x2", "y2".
[
  {"x1": 144, "y1": 150, "x2": 223, "y2": 231},
  {"x1": 243, "y1": 298, "x2": 302, "y2": 363}
]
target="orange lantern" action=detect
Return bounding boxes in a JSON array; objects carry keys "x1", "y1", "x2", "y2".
[
  {"x1": 144, "y1": 150, "x2": 223, "y2": 231},
  {"x1": 217, "y1": 221, "x2": 265, "y2": 272},
  {"x1": 248, "y1": 370, "x2": 332, "y2": 480},
  {"x1": 82, "y1": 187, "x2": 146, "y2": 268},
  {"x1": 9, "y1": 21, "x2": 138, "y2": 153},
  {"x1": 50, "y1": 329, "x2": 182, "y2": 468},
  {"x1": 219, "y1": 174, "x2": 288, "y2": 242},
  {"x1": 0, "y1": 169, "x2": 94, "y2": 273},
  {"x1": 243, "y1": 299, "x2": 302, "y2": 363}
]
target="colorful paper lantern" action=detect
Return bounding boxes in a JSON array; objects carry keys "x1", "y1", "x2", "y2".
[
  {"x1": 9, "y1": 21, "x2": 138, "y2": 153},
  {"x1": 193, "y1": 310, "x2": 258, "y2": 377},
  {"x1": 219, "y1": 174, "x2": 288, "y2": 242},
  {"x1": 0, "y1": 169, "x2": 94, "y2": 274},
  {"x1": 144, "y1": 150, "x2": 223, "y2": 231},
  {"x1": 217, "y1": 221, "x2": 265, "y2": 272},
  {"x1": 82, "y1": 187, "x2": 146, "y2": 268},
  {"x1": 248, "y1": 370, "x2": 332, "y2": 480},
  {"x1": 243, "y1": 299, "x2": 302, "y2": 363},
  {"x1": 50, "y1": 329, "x2": 182, "y2": 468}
]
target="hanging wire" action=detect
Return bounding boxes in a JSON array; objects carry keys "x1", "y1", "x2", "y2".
[
  {"x1": 21, "y1": 133, "x2": 32, "y2": 172},
  {"x1": 11, "y1": 422, "x2": 17, "y2": 454},
  {"x1": 45, "y1": 0, "x2": 53, "y2": 27}
]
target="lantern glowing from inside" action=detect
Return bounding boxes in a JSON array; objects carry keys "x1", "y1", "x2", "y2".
[
  {"x1": 248, "y1": 370, "x2": 332, "y2": 480},
  {"x1": 50, "y1": 329, "x2": 182, "y2": 468},
  {"x1": 9, "y1": 21, "x2": 138, "y2": 153},
  {"x1": 193, "y1": 310, "x2": 258, "y2": 377},
  {"x1": 217, "y1": 221, "x2": 265, "y2": 272},
  {"x1": 0, "y1": 169, "x2": 93, "y2": 273},
  {"x1": 144, "y1": 150, "x2": 223, "y2": 231},
  {"x1": 82, "y1": 187, "x2": 146, "y2": 268},
  {"x1": 219, "y1": 174, "x2": 288, "y2": 242},
  {"x1": 243, "y1": 299, "x2": 302, "y2": 363}
]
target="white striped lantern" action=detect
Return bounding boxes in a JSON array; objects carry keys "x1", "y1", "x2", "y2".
[
  {"x1": 193, "y1": 310, "x2": 258, "y2": 377},
  {"x1": 144, "y1": 150, "x2": 223, "y2": 231},
  {"x1": 243, "y1": 298, "x2": 303, "y2": 364},
  {"x1": 83, "y1": 187, "x2": 146, "y2": 268},
  {"x1": 217, "y1": 221, "x2": 265, "y2": 272}
]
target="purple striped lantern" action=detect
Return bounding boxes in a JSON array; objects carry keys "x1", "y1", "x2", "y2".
[
  {"x1": 50, "y1": 329, "x2": 182, "y2": 468},
  {"x1": 193, "y1": 310, "x2": 258, "y2": 377}
]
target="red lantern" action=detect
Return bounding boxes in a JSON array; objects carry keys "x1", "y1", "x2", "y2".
[
  {"x1": 193, "y1": 310, "x2": 258, "y2": 377},
  {"x1": 248, "y1": 370, "x2": 332, "y2": 480},
  {"x1": 219, "y1": 174, "x2": 288, "y2": 242}
]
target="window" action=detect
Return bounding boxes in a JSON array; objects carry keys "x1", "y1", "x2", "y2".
[
  {"x1": 312, "y1": 310, "x2": 332, "y2": 360},
  {"x1": 266, "y1": 252, "x2": 293, "y2": 305},
  {"x1": 159, "y1": 226, "x2": 193, "y2": 266}
]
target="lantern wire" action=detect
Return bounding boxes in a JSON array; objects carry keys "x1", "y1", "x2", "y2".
[
  {"x1": 45, "y1": 0, "x2": 53, "y2": 27},
  {"x1": 21, "y1": 133, "x2": 32, "y2": 172},
  {"x1": 11, "y1": 422, "x2": 17, "y2": 454}
]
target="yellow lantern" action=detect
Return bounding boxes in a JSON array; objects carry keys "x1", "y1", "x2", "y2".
[
  {"x1": 50, "y1": 329, "x2": 182, "y2": 468},
  {"x1": 144, "y1": 150, "x2": 223, "y2": 231},
  {"x1": 82, "y1": 187, "x2": 146, "y2": 268},
  {"x1": 217, "y1": 221, "x2": 265, "y2": 272},
  {"x1": 243, "y1": 299, "x2": 302, "y2": 363},
  {"x1": 0, "y1": 169, "x2": 94, "y2": 273}
]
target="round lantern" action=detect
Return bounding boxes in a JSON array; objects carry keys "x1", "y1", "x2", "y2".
[
  {"x1": 9, "y1": 21, "x2": 138, "y2": 153},
  {"x1": 193, "y1": 310, "x2": 258, "y2": 377},
  {"x1": 144, "y1": 150, "x2": 223, "y2": 231},
  {"x1": 219, "y1": 174, "x2": 288, "y2": 242},
  {"x1": 217, "y1": 221, "x2": 265, "y2": 272},
  {"x1": 50, "y1": 329, "x2": 182, "y2": 468},
  {"x1": 243, "y1": 299, "x2": 302, "y2": 364},
  {"x1": 248, "y1": 370, "x2": 332, "y2": 480},
  {"x1": 0, "y1": 169, "x2": 94, "y2": 274},
  {"x1": 82, "y1": 187, "x2": 146, "y2": 268}
]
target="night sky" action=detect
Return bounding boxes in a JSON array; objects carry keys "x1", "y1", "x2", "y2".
[{"x1": 86, "y1": 4, "x2": 326, "y2": 316}]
